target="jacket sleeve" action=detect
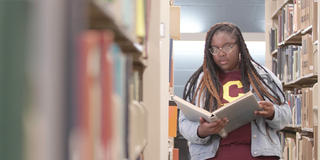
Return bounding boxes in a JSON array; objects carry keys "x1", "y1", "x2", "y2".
[
  {"x1": 260, "y1": 65, "x2": 292, "y2": 130},
  {"x1": 178, "y1": 73, "x2": 220, "y2": 144},
  {"x1": 265, "y1": 102, "x2": 291, "y2": 130},
  {"x1": 178, "y1": 111, "x2": 211, "y2": 144}
]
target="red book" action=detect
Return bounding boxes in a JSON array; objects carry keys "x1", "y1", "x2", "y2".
[
  {"x1": 100, "y1": 30, "x2": 115, "y2": 160},
  {"x1": 77, "y1": 30, "x2": 101, "y2": 160}
]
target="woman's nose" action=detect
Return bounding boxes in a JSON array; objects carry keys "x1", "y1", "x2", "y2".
[{"x1": 216, "y1": 50, "x2": 226, "y2": 56}]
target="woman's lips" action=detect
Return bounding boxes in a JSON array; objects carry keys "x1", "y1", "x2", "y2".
[{"x1": 219, "y1": 60, "x2": 228, "y2": 65}]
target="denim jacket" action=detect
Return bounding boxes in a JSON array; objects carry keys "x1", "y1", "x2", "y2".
[{"x1": 179, "y1": 64, "x2": 292, "y2": 160}]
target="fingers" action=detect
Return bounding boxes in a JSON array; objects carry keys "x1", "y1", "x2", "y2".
[
  {"x1": 221, "y1": 117, "x2": 229, "y2": 126},
  {"x1": 258, "y1": 101, "x2": 273, "y2": 106},
  {"x1": 254, "y1": 110, "x2": 269, "y2": 116},
  {"x1": 198, "y1": 117, "x2": 229, "y2": 136},
  {"x1": 209, "y1": 118, "x2": 228, "y2": 127},
  {"x1": 258, "y1": 101, "x2": 273, "y2": 109},
  {"x1": 199, "y1": 117, "x2": 205, "y2": 124},
  {"x1": 256, "y1": 101, "x2": 275, "y2": 119},
  {"x1": 206, "y1": 118, "x2": 228, "y2": 133},
  {"x1": 214, "y1": 118, "x2": 228, "y2": 132}
]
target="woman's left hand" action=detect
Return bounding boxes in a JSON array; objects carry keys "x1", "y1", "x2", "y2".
[{"x1": 254, "y1": 101, "x2": 275, "y2": 120}]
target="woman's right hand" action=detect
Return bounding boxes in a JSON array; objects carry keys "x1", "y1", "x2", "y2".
[{"x1": 197, "y1": 117, "x2": 229, "y2": 138}]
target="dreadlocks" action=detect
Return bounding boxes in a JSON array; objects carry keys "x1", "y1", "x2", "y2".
[{"x1": 183, "y1": 22, "x2": 285, "y2": 113}]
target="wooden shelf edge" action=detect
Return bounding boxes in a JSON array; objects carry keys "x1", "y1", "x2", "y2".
[
  {"x1": 301, "y1": 128, "x2": 314, "y2": 138},
  {"x1": 285, "y1": 30, "x2": 302, "y2": 43},
  {"x1": 133, "y1": 57, "x2": 148, "y2": 71},
  {"x1": 274, "y1": 26, "x2": 311, "y2": 50},
  {"x1": 272, "y1": 0, "x2": 293, "y2": 19},
  {"x1": 285, "y1": 74, "x2": 317, "y2": 84},
  {"x1": 271, "y1": 49, "x2": 278, "y2": 56},
  {"x1": 301, "y1": 127, "x2": 313, "y2": 133},
  {"x1": 301, "y1": 25, "x2": 313, "y2": 35},
  {"x1": 281, "y1": 125, "x2": 301, "y2": 133},
  {"x1": 278, "y1": 30, "x2": 303, "y2": 47},
  {"x1": 314, "y1": 40, "x2": 318, "y2": 45},
  {"x1": 284, "y1": 74, "x2": 318, "y2": 89},
  {"x1": 281, "y1": 125, "x2": 314, "y2": 138},
  {"x1": 278, "y1": 41, "x2": 285, "y2": 47},
  {"x1": 281, "y1": 126, "x2": 313, "y2": 137},
  {"x1": 89, "y1": 0, "x2": 143, "y2": 56}
]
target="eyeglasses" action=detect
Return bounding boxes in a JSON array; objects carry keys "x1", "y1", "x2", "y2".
[{"x1": 208, "y1": 43, "x2": 236, "y2": 55}]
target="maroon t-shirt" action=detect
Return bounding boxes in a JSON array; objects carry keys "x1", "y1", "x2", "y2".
[{"x1": 208, "y1": 70, "x2": 278, "y2": 160}]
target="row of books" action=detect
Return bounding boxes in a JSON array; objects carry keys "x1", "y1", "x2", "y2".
[
  {"x1": 271, "y1": 33, "x2": 318, "y2": 83},
  {"x1": 272, "y1": 45, "x2": 300, "y2": 82},
  {"x1": 285, "y1": 83, "x2": 318, "y2": 128},
  {"x1": 272, "y1": 0, "x2": 317, "y2": 45},
  {"x1": 68, "y1": 30, "x2": 147, "y2": 160},
  {"x1": 277, "y1": 2, "x2": 293, "y2": 43},
  {"x1": 281, "y1": 132, "x2": 315, "y2": 160},
  {"x1": 94, "y1": 0, "x2": 150, "y2": 46}
]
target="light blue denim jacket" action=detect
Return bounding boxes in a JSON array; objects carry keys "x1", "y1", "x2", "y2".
[{"x1": 179, "y1": 64, "x2": 292, "y2": 160}]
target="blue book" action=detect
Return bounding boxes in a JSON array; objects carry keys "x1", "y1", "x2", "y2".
[{"x1": 295, "y1": 95, "x2": 302, "y2": 126}]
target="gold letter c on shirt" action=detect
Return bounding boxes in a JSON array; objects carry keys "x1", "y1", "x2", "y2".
[{"x1": 223, "y1": 80, "x2": 244, "y2": 102}]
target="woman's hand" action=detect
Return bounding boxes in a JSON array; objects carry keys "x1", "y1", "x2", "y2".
[
  {"x1": 255, "y1": 101, "x2": 275, "y2": 120},
  {"x1": 197, "y1": 117, "x2": 228, "y2": 138}
]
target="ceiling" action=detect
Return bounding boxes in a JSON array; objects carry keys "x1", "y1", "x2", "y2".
[{"x1": 174, "y1": 0, "x2": 265, "y2": 33}]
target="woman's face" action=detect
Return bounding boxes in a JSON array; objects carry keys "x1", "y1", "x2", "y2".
[{"x1": 210, "y1": 31, "x2": 240, "y2": 72}]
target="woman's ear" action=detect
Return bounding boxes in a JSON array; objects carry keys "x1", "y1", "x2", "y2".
[{"x1": 239, "y1": 53, "x2": 241, "y2": 61}]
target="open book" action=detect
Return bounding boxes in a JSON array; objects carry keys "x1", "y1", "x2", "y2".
[{"x1": 172, "y1": 91, "x2": 261, "y2": 137}]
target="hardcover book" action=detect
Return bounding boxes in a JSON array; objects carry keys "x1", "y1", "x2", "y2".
[{"x1": 172, "y1": 91, "x2": 261, "y2": 137}]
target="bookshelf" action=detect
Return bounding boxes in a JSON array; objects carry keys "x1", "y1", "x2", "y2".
[
  {"x1": 266, "y1": 0, "x2": 320, "y2": 159},
  {"x1": 88, "y1": 1, "x2": 144, "y2": 64},
  {"x1": 69, "y1": 0, "x2": 153, "y2": 159},
  {"x1": 2, "y1": 0, "x2": 170, "y2": 160},
  {"x1": 77, "y1": 0, "x2": 171, "y2": 160}
]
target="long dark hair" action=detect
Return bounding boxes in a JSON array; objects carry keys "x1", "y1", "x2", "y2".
[{"x1": 183, "y1": 22, "x2": 285, "y2": 112}]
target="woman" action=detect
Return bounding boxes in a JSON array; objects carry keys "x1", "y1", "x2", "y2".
[{"x1": 179, "y1": 22, "x2": 291, "y2": 160}]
